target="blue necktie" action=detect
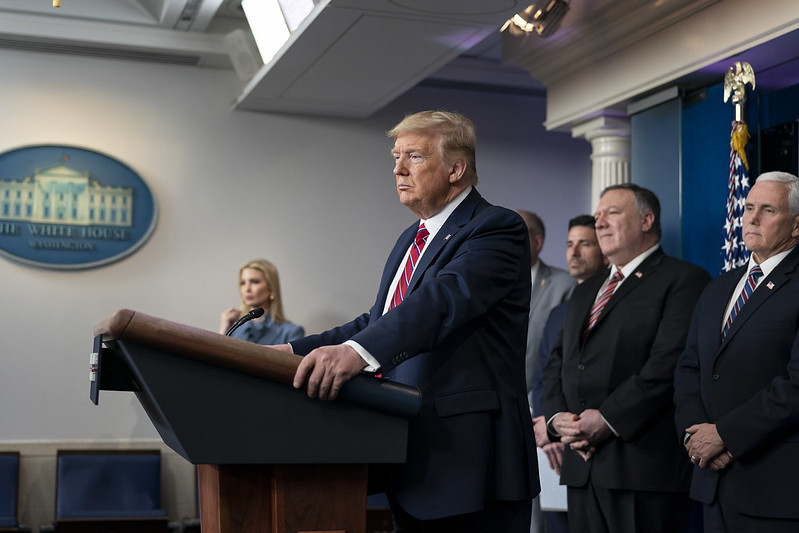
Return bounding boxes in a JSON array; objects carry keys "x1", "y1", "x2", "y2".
[{"x1": 723, "y1": 264, "x2": 763, "y2": 337}]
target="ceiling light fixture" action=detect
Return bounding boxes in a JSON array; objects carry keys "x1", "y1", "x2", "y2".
[
  {"x1": 500, "y1": 0, "x2": 570, "y2": 38},
  {"x1": 241, "y1": 0, "x2": 314, "y2": 64},
  {"x1": 241, "y1": 0, "x2": 290, "y2": 65}
]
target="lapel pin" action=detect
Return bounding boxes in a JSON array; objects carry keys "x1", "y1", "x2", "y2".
[
  {"x1": 767, "y1": 281, "x2": 775, "y2": 290},
  {"x1": 444, "y1": 234, "x2": 451, "y2": 241},
  {"x1": 635, "y1": 271, "x2": 643, "y2": 278}
]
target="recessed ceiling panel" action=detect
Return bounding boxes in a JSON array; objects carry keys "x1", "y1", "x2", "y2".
[
  {"x1": 233, "y1": 0, "x2": 523, "y2": 116},
  {"x1": 281, "y1": 15, "x2": 485, "y2": 106}
]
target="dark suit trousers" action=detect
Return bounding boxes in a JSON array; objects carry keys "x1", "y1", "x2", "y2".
[
  {"x1": 543, "y1": 510, "x2": 569, "y2": 533},
  {"x1": 388, "y1": 492, "x2": 531, "y2": 533},
  {"x1": 704, "y1": 478, "x2": 799, "y2": 533},
  {"x1": 568, "y1": 479, "x2": 692, "y2": 533}
]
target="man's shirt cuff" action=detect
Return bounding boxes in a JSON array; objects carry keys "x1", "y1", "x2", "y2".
[
  {"x1": 599, "y1": 410, "x2": 619, "y2": 437},
  {"x1": 547, "y1": 413, "x2": 563, "y2": 437},
  {"x1": 344, "y1": 340, "x2": 381, "y2": 372}
]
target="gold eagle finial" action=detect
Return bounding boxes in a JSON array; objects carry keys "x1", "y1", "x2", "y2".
[
  {"x1": 724, "y1": 61, "x2": 755, "y2": 123},
  {"x1": 723, "y1": 61, "x2": 755, "y2": 105}
]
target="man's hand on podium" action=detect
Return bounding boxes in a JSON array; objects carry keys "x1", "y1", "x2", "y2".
[{"x1": 293, "y1": 344, "x2": 367, "y2": 401}]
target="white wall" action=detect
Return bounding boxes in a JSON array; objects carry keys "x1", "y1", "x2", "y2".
[{"x1": 0, "y1": 47, "x2": 590, "y2": 526}]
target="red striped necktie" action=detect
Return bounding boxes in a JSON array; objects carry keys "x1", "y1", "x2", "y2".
[
  {"x1": 390, "y1": 224, "x2": 429, "y2": 309},
  {"x1": 582, "y1": 270, "x2": 623, "y2": 341}
]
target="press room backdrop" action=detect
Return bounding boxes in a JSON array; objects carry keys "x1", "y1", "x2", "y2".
[{"x1": 0, "y1": 46, "x2": 591, "y2": 444}]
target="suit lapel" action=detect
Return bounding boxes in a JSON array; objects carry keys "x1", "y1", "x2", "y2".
[
  {"x1": 703, "y1": 269, "x2": 744, "y2": 351},
  {"x1": 407, "y1": 188, "x2": 484, "y2": 294},
  {"x1": 720, "y1": 247, "x2": 799, "y2": 348},
  {"x1": 572, "y1": 267, "x2": 608, "y2": 336},
  {"x1": 376, "y1": 223, "x2": 419, "y2": 313},
  {"x1": 590, "y1": 249, "x2": 664, "y2": 332}
]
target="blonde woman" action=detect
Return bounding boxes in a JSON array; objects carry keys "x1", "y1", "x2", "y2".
[{"x1": 219, "y1": 259, "x2": 304, "y2": 344}]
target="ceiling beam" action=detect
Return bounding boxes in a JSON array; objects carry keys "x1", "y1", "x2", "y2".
[{"x1": 0, "y1": 10, "x2": 230, "y2": 65}]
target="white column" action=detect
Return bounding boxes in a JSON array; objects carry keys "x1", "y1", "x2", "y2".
[{"x1": 572, "y1": 116, "x2": 631, "y2": 211}]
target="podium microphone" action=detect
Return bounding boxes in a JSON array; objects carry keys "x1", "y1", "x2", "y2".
[{"x1": 225, "y1": 307, "x2": 264, "y2": 336}]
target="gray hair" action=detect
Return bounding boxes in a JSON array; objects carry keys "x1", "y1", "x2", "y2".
[{"x1": 755, "y1": 171, "x2": 799, "y2": 215}]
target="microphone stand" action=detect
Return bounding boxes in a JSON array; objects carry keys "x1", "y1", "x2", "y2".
[{"x1": 225, "y1": 307, "x2": 264, "y2": 337}]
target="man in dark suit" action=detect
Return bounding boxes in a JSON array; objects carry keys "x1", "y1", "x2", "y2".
[
  {"x1": 515, "y1": 210, "x2": 576, "y2": 533},
  {"x1": 532, "y1": 214, "x2": 607, "y2": 533},
  {"x1": 283, "y1": 110, "x2": 538, "y2": 532},
  {"x1": 674, "y1": 171, "x2": 799, "y2": 532},
  {"x1": 543, "y1": 183, "x2": 709, "y2": 533}
]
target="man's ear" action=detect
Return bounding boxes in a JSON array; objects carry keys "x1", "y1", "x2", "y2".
[
  {"x1": 448, "y1": 159, "x2": 467, "y2": 184},
  {"x1": 641, "y1": 211, "x2": 655, "y2": 233},
  {"x1": 791, "y1": 214, "x2": 799, "y2": 238}
]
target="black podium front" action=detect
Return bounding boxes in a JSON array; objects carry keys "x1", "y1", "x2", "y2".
[{"x1": 91, "y1": 309, "x2": 421, "y2": 533}]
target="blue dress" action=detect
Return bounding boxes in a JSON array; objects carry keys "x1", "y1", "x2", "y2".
[{"x1": 230, "y1": 313, "x2": 305, "y2": 345}]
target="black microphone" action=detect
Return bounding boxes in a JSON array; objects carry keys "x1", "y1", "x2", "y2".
[{"x1": 225, "y1": 307, "x2": 265, "y2": 336}]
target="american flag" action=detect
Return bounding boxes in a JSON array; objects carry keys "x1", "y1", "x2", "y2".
[{"x1": 722, "y1": 120, "x2": 751, "y2": 272}]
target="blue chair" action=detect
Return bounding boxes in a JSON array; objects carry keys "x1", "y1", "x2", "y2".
[
  {"x1": 45, "y1": 450, "x2": 169, "y2": 532},
  {"x1": 0, "y1": 452, "x2": 31, "y2": 532},
  {"x1": 366, "y1": 492, "x2": 393, "y2": 533}
]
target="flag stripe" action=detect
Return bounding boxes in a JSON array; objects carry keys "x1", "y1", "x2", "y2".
[{"x1": 722, "y1": 121, "x2": 751, "y2": 272}]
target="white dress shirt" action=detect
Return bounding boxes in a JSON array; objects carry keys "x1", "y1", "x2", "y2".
[
  {"x1": 721, "y1": 248, "x2": 794, "y2": 333},
  {"x1": 346, "y1": 186, "x2": 474, "y2": 371}
]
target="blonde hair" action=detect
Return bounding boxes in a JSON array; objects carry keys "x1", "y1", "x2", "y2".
[
  {"x1": 238, "y1": 259, "x2": 288, "y2": 323},
  {"x1": 387, "y1": 110, "x2": 478, "y2": 185}
]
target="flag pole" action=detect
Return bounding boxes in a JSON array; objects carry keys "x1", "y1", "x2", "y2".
[{"x1": 721, "y1": 61, "x2": 756, "y2": 272}]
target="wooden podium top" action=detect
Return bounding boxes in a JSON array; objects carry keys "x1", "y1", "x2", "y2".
[
  {"x1": 95, "y1": 308, "x2": 302, "y2": 387},
  {"x1": 93, "y1": 308, "x2": 421, "y2": 418},
  {"x1": 92, "y1": 309, "x2": 422, "y2": 464}
]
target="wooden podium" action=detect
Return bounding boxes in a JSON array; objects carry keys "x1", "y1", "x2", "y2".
[{"x1": 91, "y1": 309, "x2": 421, "y2": 533}]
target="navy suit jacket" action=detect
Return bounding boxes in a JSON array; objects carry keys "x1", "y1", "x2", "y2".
[
  {"x1": 543, "y1": 248, "x2": 709, "y2": 491},
  {"x1": 292, "y1": 188, "x2": 539, "y2": 520},
  {"x1": 674, "y1": 246, "x2": 799, "y2": 519}
]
